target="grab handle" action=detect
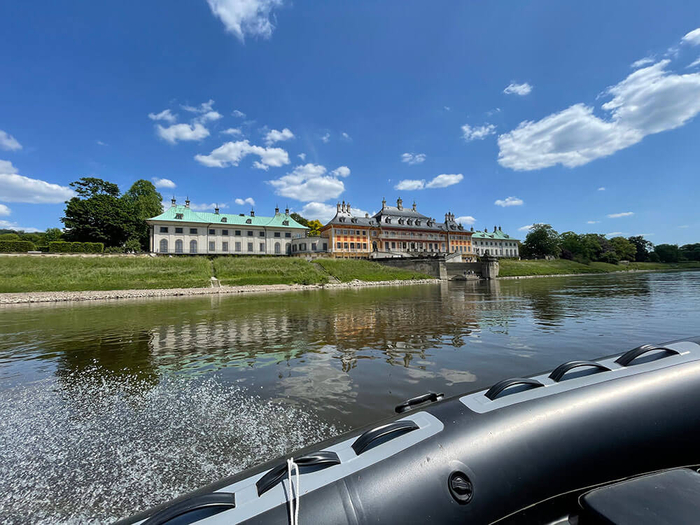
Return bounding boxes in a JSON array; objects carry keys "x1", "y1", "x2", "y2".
[
  {"x1": 395, "y1": 392, "x2": 444, "y2": 413},
  {"x1": 143, "y1": 492, "x2": 235, "y2": 525},
  {"x1": 352, "y1": 420, "x2": 419, "y2": 455},
  {"x1": 485, "y1": 378, "x2": 544, "y2": 400},
  {"x1": 549, "y1": 360, "x2": 611, "y2": 382},
  {"x1": 615, "y1": 344, "x2": 680, "y2": 367},
  {"x1": 256, "y1": 451, "x2": 340, "y2": 496}
]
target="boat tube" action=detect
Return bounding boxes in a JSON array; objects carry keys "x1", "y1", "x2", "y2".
[{"x1": 117, "y1": 337, "x2": 700, "y2": 524}]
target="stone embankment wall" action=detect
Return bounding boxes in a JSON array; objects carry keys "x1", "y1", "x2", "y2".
[
  {"x1": 376, "y1": 258, "x2": 448, "y2": 279},
  {"x1": 377, "y1": 256, "x2": 500, "y2": 280}
]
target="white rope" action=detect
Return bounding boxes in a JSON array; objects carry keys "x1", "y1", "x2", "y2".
[{"x1": 286, "y1": 457, "x2": 300, "y2": 525}]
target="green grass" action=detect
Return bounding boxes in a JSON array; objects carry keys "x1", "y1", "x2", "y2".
[
  {"x1": 213, "y1": 257, "x2": 329, "y2": 285},
  {"x1": 499, "y1": 259, "x2": 700, "y2": 277},
  {"x1": 0, "y1": 256, "x2": 212, "y2": 293},
  {"x1": 315, "y1": 258, "x2": 432, "y2": 282}
]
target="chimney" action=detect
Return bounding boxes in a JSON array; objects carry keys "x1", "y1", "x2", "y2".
[
  {"x1": 185, "y1": 197, "x2": 190, "y2": 208},
  {"x1": 285, "y1": 207, "x2": 289, "y2": 215},
  {"x1": 171, "y1": 197, "x2": 176, "y2": 207},
  {"x1": 382, "y1": 197, "x2": 386, "y2": 209},
  {"x1": 397, "y1": 197, "x2": 403, "y2": 210},
  {"x1": 250, "y1": 209, "x2": 255, "y2": 217},
  {"x1": 337, "y1": 202, "x2": 341, "y2": 212},
  {"x1": 470, "y1": 226, "x2": 474, "y2": 232},
  {"x1": 499, "y1": 225, "x2": 502, "y2": 231},
  {"x1": 365, "y1": 213, "x2": 369, "y2": 218},
  {"x1": 445, "y1": 213, "x2": 449, "y2": 222},
  {"x1": 494, "y1": 225, "x2": 497, "y2": 232},
  {"x1": 412, "y1": 201, "x2": 416, "y2": 211},
  {"x1": 214, "y1": 205, "x2": 220, "y2": 214},
  {"x1": 275, "y1": 205, "x2": 279, "y2": 214},
  {"x1": 347, "y1": 203, "x2": 351, "y2": 214}
]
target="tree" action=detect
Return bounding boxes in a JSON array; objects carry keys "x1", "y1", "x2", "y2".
[
  {"x1": 654, "y1": 244, "x2": 681, "y2": 263},
  {"x1": 628, "y1": 236, "x2": 653, "y2": 262},
  {"x1": 0, "y1": 233, "x2": 20, "y2": 241},
  {"x1": 610, "y1": 236, "x2": 636, "y2": 262},
  {"x1": 290, "y1": 213, "x2": 310, "y2": 228},
  {"x1": 70, "y1": 177, "x2": 120, "y2": 198},
  {"x1": 680, "y1": 243, "x2": 700, "y2": 262},
  {"x1": 522, "y1": 224, "x2": 561, "y2": 259},
  {"x1": 45, "y1": 228, "x2": 63, "y2": 243},
  {"x1": 122, "y1": 179, "x2": 163, "y2": 250},
  {"x1": 307, "y1": 219, "x2": 323, "y2": 236}
]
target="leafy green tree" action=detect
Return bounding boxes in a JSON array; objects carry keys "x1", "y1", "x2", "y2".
[
  {"x1": 307, "y1": 219, "x2": 323, "y2": 236},
  {"x1": 290, "y1": 213, "x2": 310, "y2": 228},
  {"x1": 0, "y1": 233, "x2": 20, "y2": 241},
  {"x1": 610, "y1": 236, "x2": 636, "y2": 261},
  {"x1": 654, "y1": 244, "x2": 681, "y2": 263},
  {"x1": 45, "y1": 228, "x2": 63, "y2": 243},
  {"x1": 680, "y1": 243, "x2": 700, "y2": 261},
  {"x1": 627, "y1": 236, "x2": 653, "y2": 262},
  {"x1": 522, "y1": 224, "x2": 561, "y2": 259},
  {"x1": 121, "y1": 179, "x2": 163, "y2": 250},
  {"x1": 70, "y1": 177, "x2": 120, "y2": 198}
]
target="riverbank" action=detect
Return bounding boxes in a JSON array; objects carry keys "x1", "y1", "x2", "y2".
[{"x1": 498, "y1": 259, "x2": 700, "y2": 278}]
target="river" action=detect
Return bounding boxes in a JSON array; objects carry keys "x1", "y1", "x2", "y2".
[{"x1": 1, "y1": 271, "x2": 699, "y2": 523}]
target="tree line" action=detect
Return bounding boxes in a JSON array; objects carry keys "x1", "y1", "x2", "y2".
[{"x1": 520, "y1": 224, "x2": 699, "y2": 263}]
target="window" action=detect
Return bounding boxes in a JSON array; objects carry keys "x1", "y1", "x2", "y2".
[
  {"x1": 247, "y1": 230, "x2": 253, "y2": 237},
  {"x1": 247, "y1": 243, "x2": 253, "y2": 252},
  {"x1": 175, "y1": 213, "x2": 184, "y2": 220},
  {"x1": 189, "y1": 228, "x2": 198, "y2": 234},
  {"x1": 222, "y1": 229, "x2": 229, "y2": 236},
  {"x1": 259, "y1": 231, "x2": 265, "y2": 237},
  {"x1": 235, "y1": 230, "x2": 241, "y2": 236},
  {"x1": 189, "y1": 240, "x2": 197, "y2": 254},
  {"x1": 282, "y1": 220, "x2": 289, "y2": 226},
  {"x1": 160, "y1": 226, "x2": 168, "y2": 233},
  {"x1": 159, "y1": 239, "x2": 168, "y2": 253},
  {"x1": 221, "y1": 217, "x2": 227, "y2": 223},
  {"x1": 363, "y1": 243, "x2": 367, "y2": 250},
  {"x1": 209, "y1": 241, "x2": 215, "y2": 251},
  {"x1": 246, "y1": 219, "x2": 252, "y2": 224},
  {"x1": 175, "y1": 239, "x2": 183, "y2": 253},
  {"x1": 344, "y1": 242, "x2": 349, "y2": 249},
  {"x1": 222, "y1": 242, "x2": 228, "y2": 252},
  {"x1": 209, "y1": 229, "x2": 215, "y2": 235},
  {"x1": 355, "y1": 230, "x2": 360, "y2": 235},
  {"x1": 259, "y1": 242, "x2": 264, "y2": 252},
  {"x1": 235, "y1": 242, "x2": 241, "y2": 252},
  {"x1": 350, "y1": 242, "x2": 355, "y2": 249},
  {"x1": 301, "y1": 243, "x2": 306, "y2": 251},
  {"x1": 336, "y1": 242, "x2": 342, "y2": 249},
  {"x1": 274, "y1": 242, "x2": 281, "y2": 254},
  {"x1": 285, "y1": 243, "x2": 290, "y2": 254},
  {"x1": 322, "y1": 243, "x2": 327, "y2": 251},
  {"x1": 311, "y1": 243, "x2": 316, "y2": 251},
  {"x1": 274, "y1": 232, "x2": 281, "y2": 238},
  {"x1": 175, "y1": 227, "x2": 183, "y2": 234},
  {"x1": 285, "y1": 232, "x2": 291, "y2": 238},
  {"x1": 391, "y1": 242, "x2": 396, "y2": 249}
]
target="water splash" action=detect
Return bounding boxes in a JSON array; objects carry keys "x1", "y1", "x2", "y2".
[{"x1": 0, "y1": 369, "x2": 342, "y2": 524}]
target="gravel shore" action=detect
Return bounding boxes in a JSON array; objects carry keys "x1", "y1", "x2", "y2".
[{"x1": 0, "y1": 279, "x2": 441, "y2": 305}]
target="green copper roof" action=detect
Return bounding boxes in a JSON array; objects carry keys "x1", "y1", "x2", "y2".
[
  {"x1": 472, "y1": 229, "x2": 518, "y2": 240},
  {"x1": 148, "y1": 205, "x2": 308, "y2": 229}
]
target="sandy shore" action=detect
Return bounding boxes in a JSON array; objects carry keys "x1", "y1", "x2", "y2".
[{"x1": 0, "y1": 278, "x2": 441, "y2": 305}]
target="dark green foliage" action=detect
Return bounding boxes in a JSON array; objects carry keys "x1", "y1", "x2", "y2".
[
  {"x1": 680, "y1": 243, "x2": 700, "y2": 261},
  {"x1": 522, "y1": 224, "x2": 561, "y2": 259},
  {"x1": 628, "y1": 236, "x2": 653, "y2": 262},
  {"x1": 0, "y1": 233, "x2": 21, "y2": 241},
  {"x1": 0, "y1": 240, "x2": 36, "y2": 252},
  {"x1": 122, "y1": 180, "x2": 163, "y2": 250},
  {"x1": 44, "y1": 228, "x2": 63, "y2": 243},
  {"x1": 49, "y1": 241, "x2": 104, "y2": 253},
  {"x1": 609, "y1": 236, "x2": 636, "y2": 262},
  {"x1": 290, "y1": 213, "x2": 310, "y2": 228},
  {"x1": 654, "y1": 244, "x2": 681, "y2": 263}
]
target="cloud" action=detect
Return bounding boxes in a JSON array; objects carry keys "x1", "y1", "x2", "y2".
[
  {"x1": 235, "y1": 197, "x2": 256, "y2": 206},
  {"x1": 264, "y1": 128, "x2": 294, "y2": 146},
  {"x1": 298, "y1": 153, "x2": 306, "y2": 161},
  {"x1": 598, "y1": 187, "x2": 606, "y2": 191},
  {"x1": 0, "y1": 160, "x2": 74, "y2": 203},
  {"x1": 607, "y1": 211, "x2": 634, "y2": 218},
  {"x1": 587, "y1": 220, "x2": 600, "y2": 224},
  {"x1": 687, "y1": 57, "x2": 700, "y2": 69},
  {"x1": 0, "y1": 204, "x2": 10, "y2": 216},
  {"x1": 299, "y1": 201, "x2": 371, "y2": 222},
  {"x1": 221, "y1": 128, "x2": 243, "y2": 136},
  {"x1": 190, "y1": 202, "x2": 229, "y2": 211},
  {"x1": 157, "y1": 123, "x2": 210, "y2": 144},
  {"x1": 498, "y1": 60, "x2": 700, "y2": 170},
  {"x1": 426, "y1": 173, "x2": 463, "y2": 188},
  {"x1": 181, "y1": 100, "x2": 215, "y2": 113},
  {"x1": 330, "y1": 166, "x2": 350, "y2": 178},
  {"x1": 232, "y1": 109, "x2": 246, "y2": 118},
  {"x1": 96, "y1": 140, "x2": 108, "y2": 146},
  {"x1": 401, "y1": 153, "x2": 427, "y2": 165},
  {"x1": 198, "y1": 111, "x2": 223, "y2": 123},
  {"x1": 195, "y1": 140, "x2": 290, "y2": 169},
  {"x1": 454, "y1": 215, "x2": 476, "y2": 225},
  {"x1": 444, "y1": 106, "x2": 451, "y2": 111},
  {"x1": 518, "y1": 224, "x2": 534, "y2": 232},
  {"x1": 267, "y1": 163, "x2": 346, "y2": 202},
  {"x1": 606, "y1": 232, "x2": 624, "y2": 236},
  {"x1": 152, "y1": 178, "x2": 176, "y2": 189},
  {"x1": 148, "y1": 109, "x2": 177, "y2": 124},
  {"x1": 341, "y1": 132, "x2": 352, "y2": 141},
  {"x1": 395, "y1": 179, "x2": 426, "y2": 191},
  {"x1": 0, "y1": 220, "x2": 41, "y2": 233},
  {"x1": 321, "y1": 132, "x2": 330, "y2": 143},
  {"x1": 681, "y1": 28, "x2": 700, "y2": 46},
  {"x1": 205, "y1": 0, "x2": 283, "y2": 41},
  {"x1": 462, "y1": 123, "x2": 496, "y2": 141},
  {"x1": 494, "y1": 196, "x2": 524, "y2": 207},
  {"x1": 486, "y1": 107, "x2": 502, "y2": 117},
  {"x1": 504, "y1": 82, "x2": 533, "y2": 96},
  {"x1": 0, "y1": 130, "x2": 22, "y2": 152},
  {"x1": 632, "y1": 57, "x2": 655, "y2": 68}
]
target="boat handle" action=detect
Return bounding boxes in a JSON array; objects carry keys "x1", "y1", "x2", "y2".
[
  {"x1": 142, "y1": 492, "x2": 235, "y2": 525},
  {"x1": 256, "y1": 451, "x2": 340, "y2": 496},
  {"x1": 485, "y1": 378, "x2": 544, "y2": 400},
  {"x1": 352, "y1": 420, "x2": 420, "y2": 455},
  {"x1": 549, "y1": 360, "x2": 612, "y2": 382},
  {"x1": 615, "y1": 344, "x2": 680, "y2": 367},
  {"x1": 395, "y1": 391, "x2": 444, "y2": 413}
]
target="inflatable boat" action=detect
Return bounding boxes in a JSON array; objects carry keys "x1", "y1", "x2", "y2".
[{"x1": 118, "y1": 337, "x2": 700, "y2": 524}]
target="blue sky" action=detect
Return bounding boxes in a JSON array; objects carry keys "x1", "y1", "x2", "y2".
[{"x1": 1, "y1": 1, "x2": 699, "y2": 244}]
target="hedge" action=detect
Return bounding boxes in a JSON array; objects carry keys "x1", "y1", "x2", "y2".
[
  {"x1": 48, "y1": 241, "x2": 104, "y2": 253},
  {"x1": 0, "y1": 241, "x2": 37, "y2": 253}
]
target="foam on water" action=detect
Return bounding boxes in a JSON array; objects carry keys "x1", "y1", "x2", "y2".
[{"x1": 0, "y1": 369, "x2": 342, "y2": 524}]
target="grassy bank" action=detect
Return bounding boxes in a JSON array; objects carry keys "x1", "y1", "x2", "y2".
[
  {"x1": 499, "y1": 259, "x2": 700, "y2": 277},
  {"x1": 213, "y1": 257, "x2": 329, "y2": 285},
  {"x1": 315, "y1": 258, "x2": 432, "y2": 282},
  {"x1": 0, "y1": 256, "x2": 212, "y2": 293}
]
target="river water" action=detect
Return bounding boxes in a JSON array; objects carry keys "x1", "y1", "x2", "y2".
[{"x1": 1, "y1": 271, "x2": 699, "y2": 523}]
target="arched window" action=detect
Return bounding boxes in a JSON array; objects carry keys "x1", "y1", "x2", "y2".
[
  {"x1": 286, "y1": 243, "x2": 290, "y2": 254},
  {"x1": 159, "y1": 239, "x2": 168, "y2": 253},
  {"x1": 189, "y1": 240, "x2": 197, "y2": 254},
  {"x1": 175, "y1": 239, "x2": 183, "y2": 254},
  {"x1": 274, "y1": 242, "x2": 281, "y2": 254}
]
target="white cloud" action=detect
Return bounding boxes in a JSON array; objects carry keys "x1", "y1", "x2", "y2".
[
  {"x1": 494, "y1": 196, "x2": 524, "y2": 207},
  {"x1": 504, "y1": 82, "x2": 533, "y2": 96},
  {"x1": 330, "y1": 166, "x2": 350, "y2": 178},
  {"x1": 401, "y1": 153, "x2": 427, "y2": 165},
  {"x1": 587, "y1": 220, "x2": 600, "y2": 224},
  {"x1": 321, "y1": 132, "x2": 330, "y2": 143},
  {"x1": 152, "y1": 178, "x2": 176, "y2": 189},
  {"x1": 205, "y1": 0, "x2": 283, "y2": 41},
  {"x1": 264, "y1": 128, "x2": 294, "y2": 146},
  {"x1": 148, "y1": 109, "x2": 177, "y2": 123},
  {"x1": 426, "y1": 173, "x2": 463, "y2": 188},
  {"x1": 341, "y1": 132, "x2": 352, "y2": 141},
  {"x1": 486, "y1": 107, "x2": 502, "y2": 116},
  {"x1": 598, "y1": 187, "x2": 606, "y2": 191},
  {"x1": 631, "y1": 57, "x2": 655, "y2": 68},
  {"x1": 454, "y1": 215, "x2": 476, "y2": 225},
  {"x1": 190, "y1": 202, "x2": 229, "y2": 211},
  {"x1": 298, "y1": 153, "x2": 306, "y2": 161},
  {"x1": 0, "y1": 220, "x2": 41, "y2": 233},
  {"x1": 444, "y1": 106, "x2": 451, "y2": 111},
  {"x1": 395, "y1": 179, "x2": 425, "y2": 191},
  {"x1": 687, "y1": 57, "x2": 700, "y2": 69},
  {"x1": 0, "y1": 130, "x2": 22, "y2": 151},
  {"x1": 232, "y1": 109, "x2": 246, "y2": 118},
  {"x1": 607, "y1": 211, "x2": 634, "y2": 218},
  {"x1": 198, "y1": 110, "x2": 223, "y2": 123},
  {"x1": 518, "y1": 224, "x2": 534, "y2": 232},
  {"x1": 462, "y1": 123, "x2": 496, "y2": 141},
  {"x1": 222, "y1": 128, "x2": 243, "y2": 136},
  {"x1": 195, "y1": 140, "x2": 290, "y2": 169},
  {"x1": 235, "y1": 197, "x2": 256, "y2": 206},
  {"x1": 96, "y1": 140, "x2": 108, "y2": 146},
  {"x1": 681, "y1": 28, "x2": 700, "y2": 46},
  {"x1": 0, "y1": 160, "x2": 74, "y2": 203},
  {"x1": 181, "y1": 100, "x2": 215, "y2": 113},
  {"x1": 498, "y1": 60, "x2": 700, "y2": 171},
  {"x1": 267, "y1": 163, "x2": 346, "y2": 202},
  {"x1": 157, "y1": 123, "x2": 210, "y2": 144},
  {"x1": 299, "y1": 201, "x2": 370, "y2": 222},
  {"x1": 0, "y1": 204, "x2": 10, "y2": 216},
  {"x1": 606, "y1": 232, "x2": 624, "y2": 236}
]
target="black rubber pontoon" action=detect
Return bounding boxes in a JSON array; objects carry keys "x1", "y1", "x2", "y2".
[{"x1": 118, "y1": 337, "x2": 700, "y2": 524}]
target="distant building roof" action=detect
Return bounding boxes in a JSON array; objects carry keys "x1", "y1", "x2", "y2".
[
  {"x1": 147, "y1": 204, "x2": 308, "y2": 229},
  {"x1": 472, "y1": 227, "x2": 519, "y2": 241}
]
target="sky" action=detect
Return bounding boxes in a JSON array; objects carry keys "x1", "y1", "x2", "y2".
[{"x1": 1, "y1": 1, "x2": 699, "y2": 244}]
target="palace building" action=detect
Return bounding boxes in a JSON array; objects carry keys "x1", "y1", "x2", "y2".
[
  {"x1": 147, "y1": 199, "x2": 308, "y2": 255},
  {"x1": 472, "y1": 226, "x2": 520, "y2": 258}
]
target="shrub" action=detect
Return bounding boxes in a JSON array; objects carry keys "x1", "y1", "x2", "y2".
[
  {"x1": 49, "y1": 241, "x2": 104, "y2": 253},
  {"x1": 599, "y1": 251, "x2": 620, "y2": 265},
  {"x1": 0, "y1": 240, "x2": 36, "y2": 253}
]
